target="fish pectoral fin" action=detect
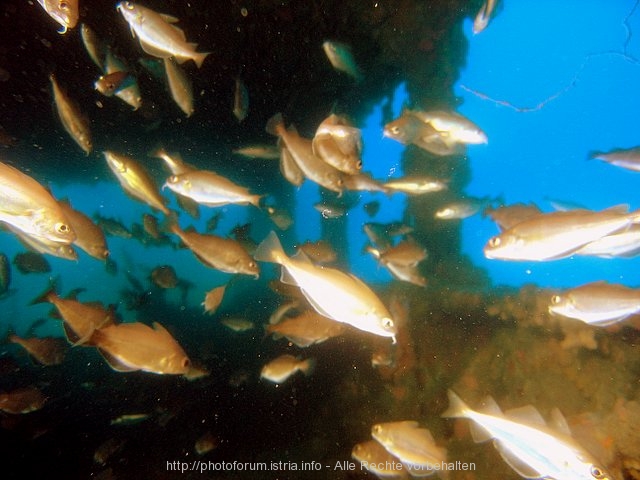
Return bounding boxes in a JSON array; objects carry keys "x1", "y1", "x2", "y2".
[
  {"x1": 138, "y1": 38, "x2": 171, "y2": 59},
  {"x1": 98, "y1": 349, "x2": 139, "y2": 372},
  {"x1": 494, "y1": 441, "x2": 543, "y2": 479},
  {"x1": 300, "y1": 291, "x2": 334, "y2": 320},
  {"x1": 279, "y1": 267, "x2": 299, "y2": 287},
  {"x1": 503, "y1": 405, "x2": 546, "y2": 427},
  {"x1": 468, "y1": 421, "x2": 493, "y2": 443}
]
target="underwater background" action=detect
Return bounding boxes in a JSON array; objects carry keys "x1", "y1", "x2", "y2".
[{"x1": 0, "y1": 0, "x2": 639, "y2": 479}]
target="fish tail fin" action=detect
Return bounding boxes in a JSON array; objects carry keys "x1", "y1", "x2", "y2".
[
  {"x1": 441, "y1": 390, "x2": 471, "y2": 418},
  {"x1": 265, "y1": 113, "x2": 285, "y2": 137},
  {"x1": 30, "y1": 282, "x2": 58, "y2": 306},
  {"x1": 254, "y1": 231, "x2": 287, "y2": 265},
  {"x1": 149, "y1": 145, "x2": 168, "y2": 160},
  {"x1": 192, "y1": 51, "x2": 210, "y2": 69},
  {"x1": 251, "y1": 194, "x2": 265, "y2": 208},
  {"x1": 300, "y1": 358, "x2": 316, "y2": 376},
  {"x1": 162, "y1": 211, "x2": 181, "y2": 235},
  {"x1": 587, "y1": 150, "x2": 603, "y2": 161}
]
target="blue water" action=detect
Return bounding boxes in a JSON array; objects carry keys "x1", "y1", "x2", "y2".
[{"x1": 456, "y1": 0, "x2": 640, "y2": 288}]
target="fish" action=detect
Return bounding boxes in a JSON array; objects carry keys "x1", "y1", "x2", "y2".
[
  {"x1": 298, "y1": 240, "x2": 338, "y2": 264},
  {"x1": 442, "y1": 390, "x2": 612, "y2": 480},
  {"x1": 260, "y1": 354, "x2": 315, "y2": 384},
  {"x1": 110, "y1": 413, "x2": 150, "y2": 426},
  {"x1": 104, "y1": 151, "x2": 171, "y2": 215},
  {"x1": 150, "y1": 265, "x2": 179, "y2": 289},
  {"x1": 548, "y1": 281, "x2": 640, "y2": 326},
  {"x1": 94, "y1": 438, "x2": 126, "y2": 465},
  {"x1": 81, "y1": 24, "x2": 105, "y2": 69},
  {"x1": 89, "y1": 321, "x2": 191, "y2": 375},
  {"x1": 413, "y1": 110, "x2": 488, "y2": 145},
  {"x1": 322, "y1": 40, "x2": 363, "y2": 81},
  {"x1": 95, "y1": 71, "x2": 132, "y2": 97},
  {"x1": 195, "y1": 431, "x2": 219, "y2": 456},
  {"x1": 364, "y1": 246, "x2": 427, "y2": 287},
  {"x1": 163, "y1": 57, "x2": 194, "y2": 117},
  {"x1": 233, "y1": 77, "x2": 249, "y2": 122},
  {"x1": 590, "y1": 146, "x2": 640, "y2": 172},
  {"x1": 373, "y1": 237, "x2": 427, "y2": 268},
  {"x1": 352, "y1": 440, "x2": 409, "y2": 479},
  {"x1": 279, "y1": 146, "x2": 305, "y2": 187},
  {"x1": 116, "y1": 2, "x2": 210, "y2": 68},
  {"x1": 32, "y1": 287, "x2": 116, "y2": 345},
  {"x1": 8, "y1": 334, "x2": 67, "y2": 365},
  {"x1": 93, "y1": 214, "x2": 132, "y2": 239},
  {"x1": 13, "y1": 251, "x2": 51, "y2": 274},
  {"x1": 363, "y1": 201, "x2": 380, "y2": 217},
  {"x1": 0, "y1": 253, "x2": 10, "y2": 296},
  {"x1": 473, "y1": 0, "x2": 498, "y2": 34},
  {"x1": 49, "y1": 74, "x2": 92, "y2": 155},
  {"x1": 384, "y1": 111, "x2": 461, "y2": 156},
  {"x1": 254, "y1": 231, "x2": 397, "y2": 341},
  {"x1": 220, "y1": 317, "x2": 254, "y2": 332},
  {"x1": 484, "y1": 205, "x2": 640, "y2": 261},
  {"x1": 150, "y1": 147, "x2": 197, "y2": 175},
  {"x1": 266, "y1": 206, "x2": 293, "y2": 230},
  {"x1": 202, "y1": 285, "x2": 225, "y2": 315},
  {"x1": 371, "y1": 421, "x2": 447, "y2": 476},
  {"x1": 312, "y1": 114, "x2": 363, "y2": 175},
  {"x1": 343, "y1": 171, "x2": 389, "y2": 193},
  {"x1": 266, "y1": 113, "x2": 345, "y2": 194},
  {"x1": 170, "y1": 223, "x2": 260, "y2": 277},
  {"x1": 0, "y1": 386, "x2": 47, "y2": 414},
  {"x1": 232, "y1": 145, "x2": 280, "y2": 160},
  {"x1": 37, "y1": 0, "x2": 78, "y2": 34},
  {"x1": 163, "y1": 169, "x2": 263, "y2": 208},
  {"x1": 58, "y1": 199, "x2": 109, "y2": 260},
  {"x1": 384, "y1": 176, "x2": 448, "y2": 195},
  {"x1": 435, "y1": 197, "x2": 494, "y2": 220},
  {"x1": 265, "y1": 309, "x2": 345, "y2": 348},
  {"x1": 103, "y1": 50, "x2": 142, "y2": 110}
]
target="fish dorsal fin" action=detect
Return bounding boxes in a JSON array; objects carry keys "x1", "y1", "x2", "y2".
[
  {"x1": 152, "y1": 321, "x2": 173, "y2": 339},
  {"x1": 603, "y1": 204, "x2": 629, "y2": 214},
  {"x1": 493, "y1": 441, "x2": 543, "y2": 479},
  {"x1": 291, "y1": 248, "x2": 313, "y2": 264},
  {"x1": 504, "y1": 405, "x2": 546, "y2": 427},
  {"x1": 548, "y1": 407, "x2": 572, "y2": 436},
  {"x1": 98, "y1": 348, "x2": 138, "y2": 372},
  {"x1": 160, "y1": 13, "x2": 180, "y2": 24}
]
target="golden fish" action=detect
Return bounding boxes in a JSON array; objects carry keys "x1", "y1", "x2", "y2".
[
  {"x1": 364, "y1": 245, "x2": 427, "y2": 287},
  {"x1": 0, "y1": 386, "x2": 47, "y2": 414},
  {"x1": 32, "y1": 287, "x2": 116, "y2": 345},
  {"x1": 117, "y1": 2, "x2": 210, "y2": 68},
  {"x1": 142, "y1": 213, "x2": 162, "y2": 240},
  {"x1": 0, "y1": 161, "x2": 75, "y2": 244},
  {"x1": 266, "y1": 113, "x2": 345, "y2": 193},
  {"x1": 110, "y1": 413, "x2": 150, "y2": 425},
  {"x1": 266, "y1": 309, "x2": 345, "y2": 348},
  {"x1": 312, "y1": 114, "x2": 363, "y2": 175},
  {"x1": 260, "y1": 354, "x2": 315, "y2": 384},
  {"x1": 342, "y1": 172, "x2": 389, "y2": 193},
  {"x1": 220, "y1": 317, "x2": 254, "y2": 332},
  {"x1": 50, "y1": 74, "x2": 92, "y2": 155},
  {"x1": 58, "y1": 199, "x2": 109, "y2": 260},
  {"x1": 352, "y1": 440, "x2": 409, "y2": 479},
  {"x1": 104, "y1": 50, "x2": 142, "y2": 110},
  {"x1": 384, "y1": 112, "x2": 460, "y2": 156},
  {"x1": 202, "y1": 285, "x2": 226, "y2": 315},
  {"x1": 90, "y1": 321, "x2": 191, "y2": 375},
  {"x1": 413, "y1": 109, "x2": 488, "y2": 145},
  {"x1": 279, "y1": 146, "x2": 305, "y2": 187},
  {"x1": 254, "y1": 231, "x2": 397, "y2": 341},
  {"x1": 170, "y1": 224, "x2": 259, "y2": 277},
  {"x1": 375, "y1": 237, "x2": 427, "y2": 268},
  {"x1": 37, "y1": 0, "x2": 78, "y2": 34},
  {"x1": 163, "y1": 169, "x2": 262, "y2": 208},
  {"x1": 81, "y1": 24, "x2": 105, "y2": 69},
  {"x1": 163, "y1": 57, "x2": 194, "y2": 117},
  {"x1": 232, "y1": 144, "x2": 280, "y2": 160},
  {"x1": 8, "y1": 334, "x2": 67, "y2": 366},
  {"x1": 95, "y1": 71, "x2": 131, "y2": 97},
  {"x1": 384, "y1": 176, "x2": 448, "y2": 195},
  {"x1": 104, "y1": 151, "x2": 170, "y2": 215}
]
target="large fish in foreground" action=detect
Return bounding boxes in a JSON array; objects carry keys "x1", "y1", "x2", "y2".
[
  {"x1": 442, "y1": 390, "x2": 612, "y2": 480},
  {"x1": 0, "y1": 161, "x2": 75, "y2": 244},
  {"x1": 254, "y1": 231, "x2": 397, "y2": 341},
  {"x1": 116, "y1": 2, "x2": 210, "y2": 68}
]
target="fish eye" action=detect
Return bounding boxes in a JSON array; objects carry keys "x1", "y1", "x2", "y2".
[
  {"x1": 489, "y1": 236, "x2": 501, "y2": 247},
  {"x1": 356, "y1": 159, "x2": 362, "y2": 168},
  {"x1": 56, "y1": 223, "x2": 70, "y2": 234},
  {"x1": 372, "y1": 425, "x2": 381, "y2": 434},
  {"x1": 391, "y1": 126, "x2": 401, "y2": 135},
  {"x1": 383, "y1": 317, "x2": 394, "y2": 330},
  {"x1": 168, "y1": 175, "x2": 179, "y2": 184},
  {"x1": 123, "y1": 2, "x2": 134, "y2": 9},
  {"x1": 590, "y1": 466, "x2": 606, "y2": 479},
  {"x1": 551, "y1": 295, "x2": 562, "y2": 305},
  {"x1": 59, "y1": 1, "x2": 69, "y2": 11}
]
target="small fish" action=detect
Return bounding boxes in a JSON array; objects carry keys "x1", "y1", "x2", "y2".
[
  {"x1": 50, "y1": 74, "x2": 92, "y2": 154},
  {"x1": 298, "y1": 240, "x2": 337, "y2": 264},
  {"x1": 150, "y1": 265, "x2": 179, "y2": 289},
  {"x1": 279, "y1": 146, "x2": 305, "y2": 187},
  {"x1": 322, "y1": 40, "x2": 363, "y2": 81},
  {"x1": 374, "y1": 237, "x2": 427, "y2": 268},
  {"x1": 365, "y1": 246, "x2": 427, "y2": 287},
  {"x1": 413, "y1": 109, "x2": 488, "y2": 145},
  {"x1": 163, "y1": 169, "x2": 262, "y2": 208},
  {"x1": 266, "y1": 206, "x2": 293, "y2": 230},
  {"x1": 117, "y1": 2, "x2": 210, "y2": 67},
  {"x1": 549, "y1": 281, "x2": 640, "y2": 326},
  {"x1": 254, "y1": 231, "x2": 397, "y2": 341},
  {"x1": 384, "y1": 176, "x2": 448, "y2": 195},
  {"x1": 103, "y1": 50, "x2": 142, "y2": 110},
  {"x1": 352, "y1": 440, "x2": 409, "y2": 479},
  {"x1": 266, "y1": 309, "x2": 345, "y2": 348},
  {"x1": 195, "y1": 431, "x2": 219, "y2": 456},
  {"x1": 260, "y1": 354, "x2": 315, "y2": 384},
  {"x1": 442, "y1": 390, "x2": 612, "y2": 480},
  {"x1": 232, "y1": 145, "x2": 279, "y2": 160},
  {"x1": 233, "y1": 77, "x2": 249, "y2": 122},
  {"x1": 104, "y1": 151, "x2": 170, "y2": 215},
  {"x1": 202, "y1": 285, "x2": 225, "y2": 315},
  {"x1": 590, "y1": 146, "x2": 640, "y2": 172},
  {"x1": 90, "y1": 321, "x2": 191, "y2": 375},
  {"x1": 343, "y1": 171, "x2": 389, "y2": 193},
  {"x1": 313, "y1": 202, "x2": 346, "y2": 219},
  {"x1": 58, "y1": 199, "x2": 109, "y2": 260},
  {"x1": 0, "y1": 253, "x2": 10, "y2": 296},
  {"x1": 37, "y1": 0, "x2": 78, "y2": 34},
  {"x1": 435, "y1": 197, "x2": 494, "y2": 220},
  {"x1": 81, "y1": 24, "x2": 105, "y2": 69},
  {"x1": 170, "y1": 224, "x2": 260, "y2": 277},
  {"x1": 220, "y1": 317, "x2": 254, "y2": 332},
  {"x1": 312, "y1": 114, "x2": 363, "y2": 175},
  {"x1": 8, "y1": 334, "x2": 67, "y2": 366},
  {"x1": 371, "y1": 421, "x2": 447, "y2": 476},
  {"x1": 13, "y1": 252, "x2": 51, "y2": 274},
  {"x1": 163, "y1": 57, "x2": 194, "y2": 117},
  {"x1": 0, "y1": 386, "x2": 47, "y2": 414},
  {"x1": 473, "y1": 0, "x2": 498, "y2": 34},
  {"x1": 94, "y1": 438, "x2": 126, "y2": 465},
  {"x1": 384, "y1": 111, "x2": 461, "y2": 156},
  {"x1": 110, "y1": 413, "x2": 150, "y2": 426},
  {"x1": 95, "y1": 71, "x2": 131, "y2": 97}
]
